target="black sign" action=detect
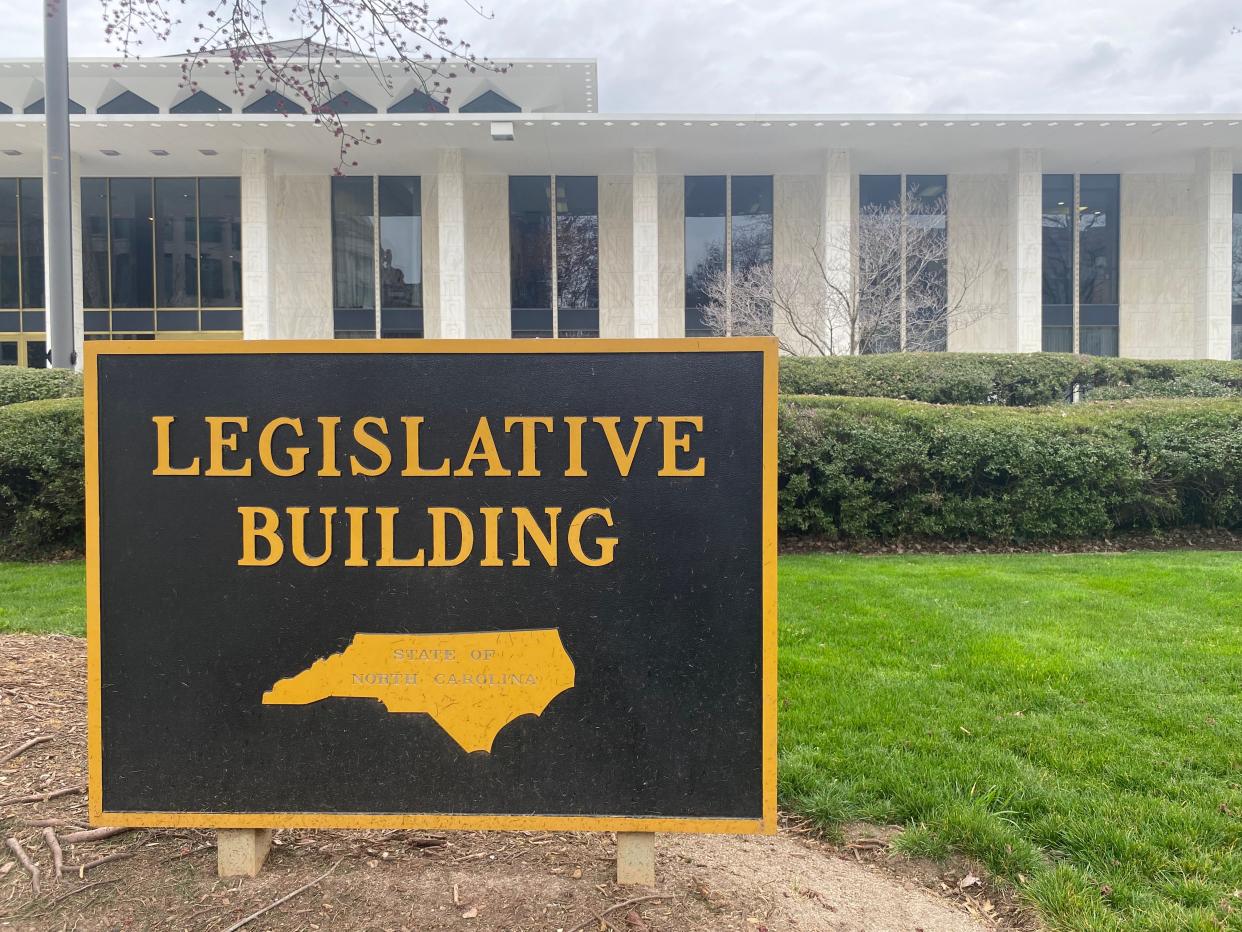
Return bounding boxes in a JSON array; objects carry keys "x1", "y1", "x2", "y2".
[{"x1": 86, "y1": 339, "x2": 777, "y2": 833}]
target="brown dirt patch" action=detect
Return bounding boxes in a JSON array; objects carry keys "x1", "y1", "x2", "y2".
[{"x1": 0, "y1": 635, "x2": 1030, "y2": 931}]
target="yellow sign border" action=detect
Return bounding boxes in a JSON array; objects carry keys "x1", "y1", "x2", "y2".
[{"x1": 85, "y1": 337, "x2": 778, "y2": 835}]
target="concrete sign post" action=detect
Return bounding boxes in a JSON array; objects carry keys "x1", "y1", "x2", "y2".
[{"x1": 85, "y1": 338, "x2": 777, "y2": 882}]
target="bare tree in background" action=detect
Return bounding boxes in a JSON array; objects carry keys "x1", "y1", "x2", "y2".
[
  {"x1": 100, "y1": 0, "x2": 503, "y2": 171},
  {"x1": 701, "y1": 194, "x2": 996, "y2": 355}
]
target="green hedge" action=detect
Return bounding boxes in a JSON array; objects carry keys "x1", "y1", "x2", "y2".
[
  {"x1": 779, "y1": 395, "x2": 1242, "y2": 542},
  {"x1": 779, "y1": 353, "x2": 1242, "y2": 406},
  {"x1": 0, "y1": 367, "x2": 83, "y2": 408},
  {"x1": 0, "y1": 398, "x2": 85, "y2": 558},
  {"x1": 2, "y1": 390, "x2": 1240, "y2": 557}
]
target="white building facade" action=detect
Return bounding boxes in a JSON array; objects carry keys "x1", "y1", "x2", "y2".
[{"x1": 0, "y1": 54, "x2": 1240, "y2": 366}]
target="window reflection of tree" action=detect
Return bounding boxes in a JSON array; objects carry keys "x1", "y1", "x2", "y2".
[{"x1": 555, "y1": 212, "x2": 598, "y2": 311}]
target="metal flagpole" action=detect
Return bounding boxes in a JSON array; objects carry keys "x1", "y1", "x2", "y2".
[{"x1": 43, "y1": 0, "x2": 75, "y2": 368}]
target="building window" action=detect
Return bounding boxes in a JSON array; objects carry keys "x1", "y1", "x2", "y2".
[
  {"x1": 81, "y1": 177, "x2": 242, "y2": 339},
  {"x1": 1233, "y1": 174, "x2": 1241, "y2": 359},
  {"x1": 1041, "y1": 174, "x2": 1119, "y2": 356},
  {"x1": 331, "y1": 175, "x2": 423, "y2": 339},
  {"x1": 684, "y1": 175, "x2": 773, "y2": 337},
  {"x1": 0, "y1": 178, "x2": 46, "y2": 367},
  {"x1": 509, "y1": 176, "x2": 598, "y2": 338},
  {"x1": 857, "y1": 174, "x2": 948, "y2": 353}
]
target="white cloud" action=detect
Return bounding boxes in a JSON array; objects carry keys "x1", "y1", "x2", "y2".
[{"x1": 0, "y1": 0, "x2": 1239, "y2": 112}]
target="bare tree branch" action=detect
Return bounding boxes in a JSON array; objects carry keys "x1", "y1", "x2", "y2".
[
  {"x1": 701, "y1": 193, "x2": 997, "y2": 355},
  {"x1": 100, "y1": 0, "x2": 505, "y2": 172}
]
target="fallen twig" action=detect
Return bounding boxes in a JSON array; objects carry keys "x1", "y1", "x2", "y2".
[
  {"x1": 44, "y1": 877, "x2": 117, "y2": 909},
  {"x1": 565, "y1": 894, "x2": 671, "y2": 932},
  {"x1": 168, "y1": 843, "x2": 215, "y2": 861},
  {"x1": 23, "y1": 819, "x2": 86, "y2": 830},
  {"x1": 76, "y1": 851, "x2": 133, "y2": 878},
  {"x1": 59, "y1": 827, "x2": 130, "y2": 845},
  {"x1": 41, "y1": 827, "x2": 63, "y2": 879},
  {"x1": 0, "y1": 785, "x2": 84, "y2": 807},
  {"x1": 0, "y1": 735, "x2": 53, "y2": 767},
  {"x1": 4, "y1": 836, "x2": 40, "y2": 896},
  {"x1": 220, "y1": 858, "x2": 343, "y2": 932}
]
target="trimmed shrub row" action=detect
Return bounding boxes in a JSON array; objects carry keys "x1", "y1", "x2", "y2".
[
  {"x1": 0, "y1": 397, "x2": 85, "y2": 558},
  {"x1": 0, "y1": 367, "x2": 83, "y2": 408},
  {"x1": 3, "y1": 386, "x2": 1241, "y2": 556},
  {"x1": 779, "y1": 353, "x2": 1242, "y2": 406},
  {"x1": 779, "y1": 395, "x2": 1242, "y2": 542}
]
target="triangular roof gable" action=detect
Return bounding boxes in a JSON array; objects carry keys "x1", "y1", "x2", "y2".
[
  {"x1": 171, "y1": 90, "x2": 231, "y2": 114},
  {"x1": 459, "y1": 89, "x2": 520, "y2": 113},
  {"x1": 98, "y1": 90, "x2": 159, "y2": 115},
  {"x1": 388, "y1": 89, "x2": 448, "y2": 114},
  {"x1": 242, "y1": 90, "x2": 306, "y2": 114}
]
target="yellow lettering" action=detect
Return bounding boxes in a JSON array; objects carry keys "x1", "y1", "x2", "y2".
[
  {"x1": 400, "y1": 416, "x2": 451, "y2": 476},
  {"x1": 657, "y1": 416, "x2": 705, "y2": 477},
  {"x1": 351, "y1": 417, "x2": 392, "y2": 477},
  {"x1": 454, "y1": 418, "x2": 511, "y2": 477},
  {"x1": 512, "y1": 507, "x2": 560, "y2": 567},
  {"x1": 344, "y1": 506, "x2": 369, "y2": 566},
  {"x1": 594, "y1": 416, "x2": 651, "y2": 477},
  {"x1": 567, "y1": 507, "x2": 617, "y2": 567},
  {"x1": 205, "y1": 416, "x2": 251, "y2": 477},
  {"x1": 375, "y1": 506, "x2": 425, "y2": 566},
  {"x1": 258, "y1": 417, "x2": 307, "y2": 477},
  {"x1": 288, "y1": 506, "x2": 336, "y2": 567},
  {"x1": 479, "y1": 506, "x2": 504, "y2": 567},
  {"x1": 238, "y1": 506, "x2": 282, "y2": 566},
  {"x1": 151, "y1": 416, "x2": 200, "y2": 476},
  {"x1": 563, "y1": 416, "x2": 588, "y2": 477},
  {"x1": 503, "y1": 416, "x2": 553, "y2": 477},
  {"x1": 429, "y1": 507, "x2": 474, "y2": 567},
  {"x1": 318, "y1": 417, "x2": 342, "y2": 477}
]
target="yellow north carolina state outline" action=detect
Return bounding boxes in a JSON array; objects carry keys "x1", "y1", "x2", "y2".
[{"x1": 262, "y1": 629, "x2": 575, "y2": 753}]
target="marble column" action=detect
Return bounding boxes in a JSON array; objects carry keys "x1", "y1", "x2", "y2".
[
  {"x1": 631, "y1": 149, "x2": 660, "y2": 339},
  {"x1": 1008, "y1": 148, "x2": 1042, "y2": 353},
  {"x1": 436, "y1": 147, "x2": 467, "y2": 339},
  {"x1": 821, "y1": 149, "x2": 852, "y2": 353},
  {"x1": 240, "y1": 148, "x2": 273, "y2": 340},
  {"x1": 1194, "y1": 147, "x2": 1233, "y2": 359}
]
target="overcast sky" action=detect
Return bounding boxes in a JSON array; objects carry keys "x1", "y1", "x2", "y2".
[{"x1": 0, "y1": 0, "x2": 1238, "y2": 113}]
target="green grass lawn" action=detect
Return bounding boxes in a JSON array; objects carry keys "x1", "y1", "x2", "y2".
[
  {"x1": 0, "y1": 559, "x2": 85, "y2": 635},
  {"x1": 781, "y1": 551, "x2": 1242, "y2": 931},
  {"x1": 2, "y1": 553, "x2": 1240, "y2": 929}
]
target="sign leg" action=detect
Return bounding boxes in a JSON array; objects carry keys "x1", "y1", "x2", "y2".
[
  {"x1": 217, "y1": 829, "x2": 273, "y2": 878},
  {"x1": 615, "y1": 831, "x2": 656, "y2": 886}
]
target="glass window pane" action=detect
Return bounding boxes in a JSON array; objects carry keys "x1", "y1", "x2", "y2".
[
  {"x1": 157, "y1": 309, "x2": 199, "y2": 331},
  {"x1": 859, "y1": 175, "x2": 900, "y2": 210},
  {"x1": 1042, "y1": 325, "x2": 1074, "y2": 353},
  {"x1": 906, "y1": 175, "x2": 947, "y2": 351},
  {"x1": 0, "y1": 179, "x2": 16, "y2": 309},
  {"x1": 108, "y1": 178, "x2": 154, "y2": 308},
  {"x1": 155, "y1": 178, "x2": 198, "y2": 308},
  {"x1": 0, "y1": 340, "x2": 15, "y2": 365},
  {"x1": 730, "y1": 176, "x2": 772, "y2": 277},
  {"x1": 198, "y1": 177, "x2": 242, "y2": 308},
  {"x1": 26, "y1": 340, "x2": 46, "y2": 368},
  {"x1": 81, "y1": 178, "x2": 110, "y2": 309},
  {"x1": 1080, "y1": 325, "x2": 1119, "y2": 357},
  {"x1": 555, "y1": 176, "x2": 598, "y2": 336},
  {"x1": 1079, "y1": 174, "x2": 1119, "y2": 306},
  {"x1": 378, "y1": 176, "x2": 421, "y2": 311},
  {"x1": 1233, "y1": 174, "x2": 1241, "y2": 359},
  {"x1": 509, "y1": 176, "x2": 552, "y2": 337},
  {"x1": 1042, "y1": 174, "x2": 1074, "y2": 320},
  {"x1": 332, "y1": 176, "x2": 375, "y2": 336},
  {"x1": 0, "y1": 311, "x2": 17, "y2": 331},
  {"x1": 201, "y1": 309, "x2": 242, "y2": 331},
  {"x1": 22, "y1": 310, "x2": 44, "y2": 331},
  {"x1": 858, "y1": 176, "x2": 902, "y2": 354},
  {"x1": 684, "y1": 176, "x2": 726, "y2": 336},
  {"x1": 19, "y1": 178, "x2": 43, "y2": 309}
]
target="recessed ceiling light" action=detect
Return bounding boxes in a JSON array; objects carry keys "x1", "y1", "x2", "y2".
[
  {"x1": 100, "y1": 149, "x2": 120, "y2": 156},
  {"x1": 150, "y1": 149, "x2": 169, "y2": 156},
  {"x1": 198, "y1": 148, "x2": 218, "y2": 156},
  {"x1": 2, "y1": 149, "x2": 20, "y2": 156}
]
